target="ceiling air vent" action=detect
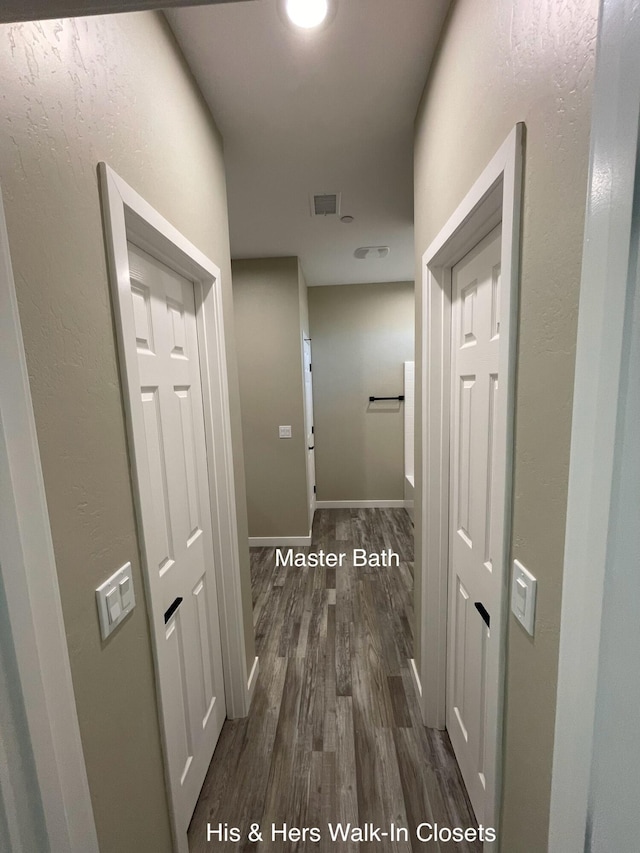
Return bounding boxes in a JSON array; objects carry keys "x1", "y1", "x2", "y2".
[
  {"x1": 354, "y1": 246, "x2": 390, "y2": 260},
  {"x1": 310, "y1": 193, "x2": 341, "y2": 217}
]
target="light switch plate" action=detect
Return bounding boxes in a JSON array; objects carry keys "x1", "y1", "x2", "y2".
[
  {"x1": 96, "y1": 562, "x2": 135, "y2": 640},
  {"x1": 279, "y1": 425, "x2": 292, "y2": 438},
  {"x1": 511, "y1": 559, "x2": 537, "y2": 636}
]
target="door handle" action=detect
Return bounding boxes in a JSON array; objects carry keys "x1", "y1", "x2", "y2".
[
  {"x1": 164, "y1": 597, "x2": 183, "y2": 624},
  {"x1": 308, "y1": 446, "x2": 315, "y2": 450},
  {"x1": 474, "y1": 602, "x2": 490, "y2": 628}
]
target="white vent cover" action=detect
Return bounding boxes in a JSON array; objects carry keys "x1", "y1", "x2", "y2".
[
  {"x1": 310, "y1": 193, "x2": 341, "y2": 216},
  {"x1": 354, "y1": 246, "x2": 390, "y2": 260}
]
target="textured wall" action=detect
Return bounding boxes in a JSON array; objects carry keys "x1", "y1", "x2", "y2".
[
  {"x1": 0, "y1": 13, "x2": 254, "y2": 853},
  {"x1": 413, "y1": 0, "x2": 598, "y2": 849},
  {"x1": 308, "y1": 282, "x2": 414, "y2": 502},
  {"x1": 233, "y1": 257, "x2": 310, "y2": 538}
]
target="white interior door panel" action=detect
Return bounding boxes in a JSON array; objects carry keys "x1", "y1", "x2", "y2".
[
  {"x1": 128, "y1": 243, "x2": 226, "y2": 834},
  {"x1": 447, "y1": 225, "x2": 502, "y2": 822}
]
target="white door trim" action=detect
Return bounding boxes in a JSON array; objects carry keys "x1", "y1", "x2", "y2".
[
  {"x1": 548, "y1": 1, "x2": 640, "y2": 848},
  {"x1": 0, "y1": 184, "x2": 99, "y2": 851},
  {"x1": 99, "y1": 163, "x2": 253, "y2": 847},
  {"x1": 303, "y1": 337, "x2": 316, "y2": 529},
  {"x1": 418, "y1": 124, "x2": 523, "y2": 835}
]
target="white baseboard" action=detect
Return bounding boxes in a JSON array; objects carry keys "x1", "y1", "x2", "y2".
[
  {"x1": 315, "y1": 500, "x2": 405, "y2": 509},
  {"x1": 248, "y1": 532, "x2": 312, "y2": 547},
  {"x1": 246, "y1": 656, "x2": 259, "y2": 707},
  {"x1": 409, "y1": 658, "x2": 422, "y2": 700}
]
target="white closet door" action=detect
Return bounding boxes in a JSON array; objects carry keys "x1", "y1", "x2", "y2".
[
  {"x1": 447, "y1": 225, "x2": 502, "y2": 822},
  {"x1": 128, "y1": 243, "x2": 226, "y2": 833}
]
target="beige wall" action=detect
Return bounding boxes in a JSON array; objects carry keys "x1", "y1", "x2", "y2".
[
  {"x1": 413, "y1": 0, "x2": 598, "y2": 849},
  {"x1": 233, "y1": 257, "x2": 310, "y2": 538},
  {"x1": 308, "y1": 282, "x2": 414, "y2": 502},
  {"x1": 0, "y1": 13, "x2": 255, "y2": 853}
]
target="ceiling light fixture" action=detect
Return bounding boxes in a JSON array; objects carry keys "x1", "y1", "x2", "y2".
[
  {"x1": 340, "y1": 215, "x2": 354, "y2": 224},
  {"x1": 285, "y1": 0, "x2": 329, "y2": 29}
]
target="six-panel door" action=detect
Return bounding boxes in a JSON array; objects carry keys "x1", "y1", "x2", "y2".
[
  {"x1": 447, "y1": 225, "x2": 502, "y2": 822},
  {"x1": 128, "y1": 243, "x2": 226, "y2": 834}
]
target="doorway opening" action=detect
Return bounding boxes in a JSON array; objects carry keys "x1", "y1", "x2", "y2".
[{"x1": 192, "y1": 263, "x2": 482, "y2": 847}]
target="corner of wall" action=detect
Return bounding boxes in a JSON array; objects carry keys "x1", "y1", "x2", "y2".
[{"x1": 233, "y1": 257, "x2": 310, "y2": 540}]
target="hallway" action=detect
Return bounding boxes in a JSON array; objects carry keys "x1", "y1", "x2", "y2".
[{"x1": 188, "y1": 509, "x2": 479, "y2": 852}]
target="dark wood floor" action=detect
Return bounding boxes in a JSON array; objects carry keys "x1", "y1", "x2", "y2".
[{"x1": 188, "y1": 508, "x2": 479, "y2": 852}]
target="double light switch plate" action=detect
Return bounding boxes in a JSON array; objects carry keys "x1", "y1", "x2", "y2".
[{"x1": 96, "y1": 562, "x2": 136, "y2": 640}]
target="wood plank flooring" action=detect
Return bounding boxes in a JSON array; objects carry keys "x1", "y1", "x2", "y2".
[{"x1": 188, "y1": 509, "x2": 480, "y2": 852}]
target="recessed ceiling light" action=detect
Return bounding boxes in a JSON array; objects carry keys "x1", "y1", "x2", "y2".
[{"x1": 286, "y1": 0, "x2": 329, "y2": 29}]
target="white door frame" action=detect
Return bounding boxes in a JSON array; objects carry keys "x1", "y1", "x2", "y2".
[
  {"x1": 548, "y1": 0, "x2": 640, "y2": 848},
  {"x1": 303, "y1": 336, "x2": 316, "y2": 530},
  {"x1": 0, "y1": 184, "x2": 99, "y2": 851},
  {"x1": 99, "y1": 163, "x2": 255, "y2": 847},
  {"x1": 417, "y1": 124, "x2": 523, "y2": 834}
]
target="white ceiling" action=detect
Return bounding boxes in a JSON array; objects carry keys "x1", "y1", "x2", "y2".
[{"x1": 167, "y1": 0, "x2": 451, "y2": 286}]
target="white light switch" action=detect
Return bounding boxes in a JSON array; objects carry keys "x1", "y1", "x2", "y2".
[
  {"x1": 511, "y1": 559, "x2": 537, "y2": 636},
  {"x1": 119, "y1": 576, "x2": 133, "y2": 609},
  {"x1": 106, "y1": 587, "x2": 121, "y2": 624},
  {"x1": 96, "y1": 562, "x2": 136, "y2": 640},
  {"x1": 279, "y1": 425, "x2": 292, "y2": 438}
]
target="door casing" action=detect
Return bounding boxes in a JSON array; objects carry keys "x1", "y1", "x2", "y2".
[
  {"x1": 99, "y1": 163, "x2": 256, "y2": 852},
  {"x1": 0, "y1": 183, "x2": 99, "y2": 852},
  {"x1": 548, "y1": 0, "x2": 640, "y2": 847},
  {"x1": 416, "y1": 124, "x2": 523, "y2": 840},
  {"x1": 303, "y1": 337, "x2": 316, "y2": 529}
]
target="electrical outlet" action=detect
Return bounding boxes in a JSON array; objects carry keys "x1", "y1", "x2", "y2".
[{"x1": 279, "y1": 425, "x2": 292, "y2": 438}]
